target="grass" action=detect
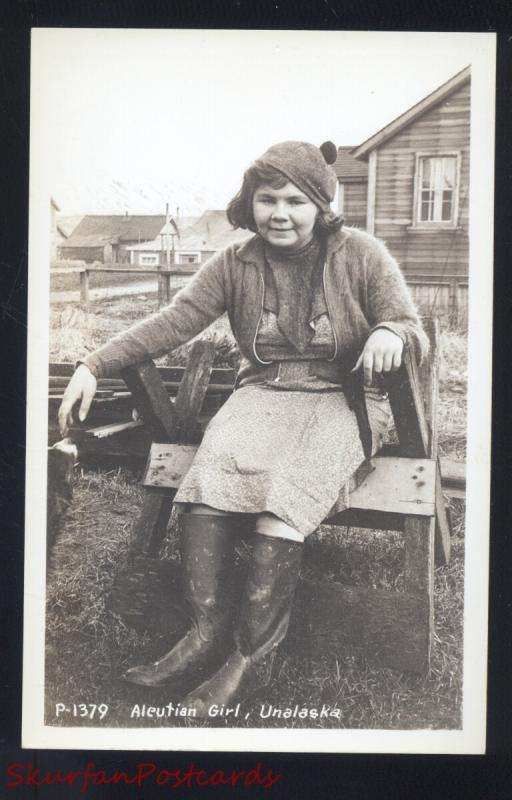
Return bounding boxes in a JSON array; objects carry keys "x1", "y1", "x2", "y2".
[
  {"x1": 45, "y1": 468, "x2": 465, "y2": 730},
  {"x1": 45, "y1": 291, "x2": 468, "y2": 730}
]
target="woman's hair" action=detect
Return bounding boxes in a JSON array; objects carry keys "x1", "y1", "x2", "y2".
[{"x1": 226, "y1": 163, "x2": 343, "y2": 235}]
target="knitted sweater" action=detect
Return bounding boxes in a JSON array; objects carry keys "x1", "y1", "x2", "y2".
[
  {"x1": 83, "y1": 227, "x2": 429, "y2": 379},
  {"x1": 263, "y1": 234, "x2": 324, "y2": 352}
]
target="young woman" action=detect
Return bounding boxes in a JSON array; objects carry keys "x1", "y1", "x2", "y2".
[{"x1": 58, "y1": 141, "x2": 428, "y2": 717}]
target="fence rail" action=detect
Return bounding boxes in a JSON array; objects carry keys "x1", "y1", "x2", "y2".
[
  {"x1": 78, "y1": 266, "x2": 197, "y2": 307},
  {"x1": 407, "y1": 277, "x2": 468, "y2": 327}
]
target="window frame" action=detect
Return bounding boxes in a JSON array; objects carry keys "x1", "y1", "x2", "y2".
[
  {"x1": 139, "y1": 253, "x2": 159, "y2": 266},
  {"x1": 177, "y1": 252, "x2": 201, "y2": 265},
  {"x1": 412, "y1": 151, "x2": 462, "y2": 230}
]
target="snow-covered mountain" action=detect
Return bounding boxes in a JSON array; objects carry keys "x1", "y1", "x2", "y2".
[{"x1": 53, "y1": 175, "x2": 229, "y2": 217}]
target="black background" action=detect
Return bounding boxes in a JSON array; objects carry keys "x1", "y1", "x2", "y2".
[{"x1": 1, "y1": 2, "x2": 511, "y2": 797}]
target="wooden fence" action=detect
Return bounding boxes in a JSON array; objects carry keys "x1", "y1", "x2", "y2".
[
  {"x1": 78, "y1": 266, "x2": 196, "y2": 307},
  {"x1": 408, "y1": 277, "x2": 468, "y2": 328}
]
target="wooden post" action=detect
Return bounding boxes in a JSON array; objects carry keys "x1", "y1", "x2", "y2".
[
  {"x1": 120, "y1": 361, "x2": 179, "y2": 443},
  {"x1": 403, "y1": 515, "x2": 435, "y2": 670},
  {"x1": 416, "y1": 317, "x2": 451, "y2": 565},
  {"x1": 449, "y1": 278, "x2": 457, "y2": 326},
  {"x1": 79, "y1": 269, "x2": 90, "y2": 306},
  {"x1": 366, "y1": 149, "x2": 377, "y2": 234},
  {"x1": 47, "y1": 440, "x2": 78, "y2": 557},
  {"x1": 164, "y1": 271, "x2": 172, "y2": 305}
]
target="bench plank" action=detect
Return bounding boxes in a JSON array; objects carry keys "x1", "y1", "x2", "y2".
[
  {"x1": 143, "y1": 444, "x2": 198, "y2": 488},
  {"x1": 144, "y1": 445, "x2": 436, "y2": 517},
  {"x1": 349, "y1": 457, "x2": 435, "y2": 516}
]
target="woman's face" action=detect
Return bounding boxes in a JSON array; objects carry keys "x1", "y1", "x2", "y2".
[{"x1": 252, "y1": 182, "x2": 318, "y2": 250}]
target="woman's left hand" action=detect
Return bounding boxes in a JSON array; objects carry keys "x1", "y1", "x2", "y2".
[{"x1": 352, "y1": 328, "x2": 404, "y2": 386}]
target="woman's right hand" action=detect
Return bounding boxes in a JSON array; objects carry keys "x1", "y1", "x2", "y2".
[{"x1": 58, "y1": 363, "x2": 98, "y2": 436}]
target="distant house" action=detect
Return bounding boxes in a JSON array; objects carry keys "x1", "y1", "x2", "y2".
[
  {"x1": 58, "y1": 214, "x2": 167, "y2": 263},
  {"x1": 335, "y1": 66, "x2": 470, "y2": 322},
  {"x1": 127, "y1": 210, "x2": 252, "y2": 268}
]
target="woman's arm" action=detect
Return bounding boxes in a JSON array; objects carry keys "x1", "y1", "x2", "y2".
[
  {"x1": 82, "y1": 249, "x2": 229, "y2": 378},
  {"x1": 58, "y1": 249, "x2": 230, "y2": 435},
  {"x1": 352, "y1": 233, "x2": 429, "y2": 385},
  {"x1": 363, "y1": 234, "x2": 430, "y2": 362}
]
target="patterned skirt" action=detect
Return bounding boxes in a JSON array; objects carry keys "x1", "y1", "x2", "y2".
[{"x1": 174, "y1": 383, "x2": 392, "y2": 537}]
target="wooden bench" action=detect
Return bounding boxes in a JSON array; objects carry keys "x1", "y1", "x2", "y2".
[{"x1": 111, "y1": 319, "x2": 451, "y2": 674}]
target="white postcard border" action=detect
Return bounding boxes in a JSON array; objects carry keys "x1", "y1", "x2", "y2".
[{"x1": 22, "y1": 28, "x2": 496, "y2": 753}]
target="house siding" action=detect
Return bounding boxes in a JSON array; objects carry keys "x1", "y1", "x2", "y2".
[
  {"x1": 58, "y1": 246, "x2": 105, "y2": 263},
  {"x1": 342, "y1": 179, "x2": 368, "y2": 229},
  {"x1": 369, "y1": 80, "x2": 470, "y2": 323}
]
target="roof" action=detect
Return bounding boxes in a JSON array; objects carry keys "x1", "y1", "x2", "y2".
[
  {"x1": 128, "y1": 210, "x2": 252, "y2": 252},
  {"x1": 333, "y1": 147, "x2": 368, "y2": 180},
  {"x1": 57, "y1": 215, "x2": 85, "y2": 238},
  {"x1": 353, "y1": 65, "x2": 471, "y2": 161},
  {"x1": 174, "y1": 216, "x2": 200, "y2": 233},
  {"x1": 62, "y1": 215, "x2": 167, "y2": 249},
  {"x1": 50, "y1": 197, "x2": 60, "y2": 211}
]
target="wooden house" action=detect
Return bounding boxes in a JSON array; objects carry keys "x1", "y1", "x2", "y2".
[
  {"x1": 335, "y1": 66, "x2": 471, "y2": 324},
  {"x1": 58, "y1": 214, "x2": 167, "y2": 263}
]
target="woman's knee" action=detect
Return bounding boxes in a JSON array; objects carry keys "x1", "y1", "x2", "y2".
[
  {"x1": 187, "y1": 503, "x2": 231, "y2": 517},
  {"x1": 255, "y1": 513, "x2": 304, "y2": 543}
]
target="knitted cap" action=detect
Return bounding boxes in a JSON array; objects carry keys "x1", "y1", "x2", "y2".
[{"x1": 254, "y1": 140, "x2": 338, "y2": 213}]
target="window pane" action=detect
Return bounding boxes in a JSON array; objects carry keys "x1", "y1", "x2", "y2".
[
  {"x1": 420, "y1": 190, "x2": 434, "y2": 221},
  {"x1": 443, "y1": 157, "x2": 456, "y2": 187},
  {"x1": 418, "y1": 155, "x2": 457, "y2": 223},
  {"x1": 421, "y1": 158, "x2": 432, "y2": 187},
  {"x1": 442, "y1": 190, "x2": 453, "y2": 221}
]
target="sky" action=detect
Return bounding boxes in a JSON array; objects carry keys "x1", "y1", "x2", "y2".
[{"x1": 32, "y1": 29, "x2": 494, "y2": 215}]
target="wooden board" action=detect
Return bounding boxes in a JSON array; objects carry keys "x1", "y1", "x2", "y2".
[
  {"x1": 174, "y1": 340, "x2": 216, "y2": 443},
  {"x1": 50, "y1": 361, "x2": 236, "y2": 385},
  {"x1": 350, "y1": 456, "x2": 435, "y2": 516},
  {"x1": 143, "y1": 443, "x2": 199, "y2": 488},
  {"x1": 403, "y1": 515, "x2": 435, "y2": 669},
  {"x1": 434, "y1": 460, "x2": 452, "y2": 564},
  {"x1": 384, "y1": 351, "x2": 430, "y2": 458},
  {"x1": 85, "y1": 419, "x2": 144, "y2": 439},
  {"x1": 121, "y1": 361, "x2": 178, "y2": 443}
]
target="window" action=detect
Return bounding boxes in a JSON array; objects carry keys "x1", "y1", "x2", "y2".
[
  {"x1": 177, "y1": 252, "x2": 200, "y2": 265},
  {"x1": 140, "y1": 254, "x2": 159, "y2": 266},
  {"x1": 414, "y1": 154, "x2": 460, "y2": 227}
]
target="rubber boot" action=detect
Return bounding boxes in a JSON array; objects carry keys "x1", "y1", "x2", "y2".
[
  {"x1": 122, "y1": 514, "x2": 236, "y2": 688},
  {"x1": 181, "y1": 533, "x2": 303, "y2": 716}
]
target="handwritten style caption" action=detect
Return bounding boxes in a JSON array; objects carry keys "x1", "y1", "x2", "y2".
[{"x1": 6, "y1": 761, "x2": 283, "y2": 792}]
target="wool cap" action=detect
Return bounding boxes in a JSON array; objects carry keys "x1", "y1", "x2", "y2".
[{"x1": 254, "y1": 140, "x2": 338, "y2": 213}]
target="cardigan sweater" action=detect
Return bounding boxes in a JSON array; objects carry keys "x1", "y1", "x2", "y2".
[{"x1": 82, "y1": 227, "x2": 429, "y2": 381}]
